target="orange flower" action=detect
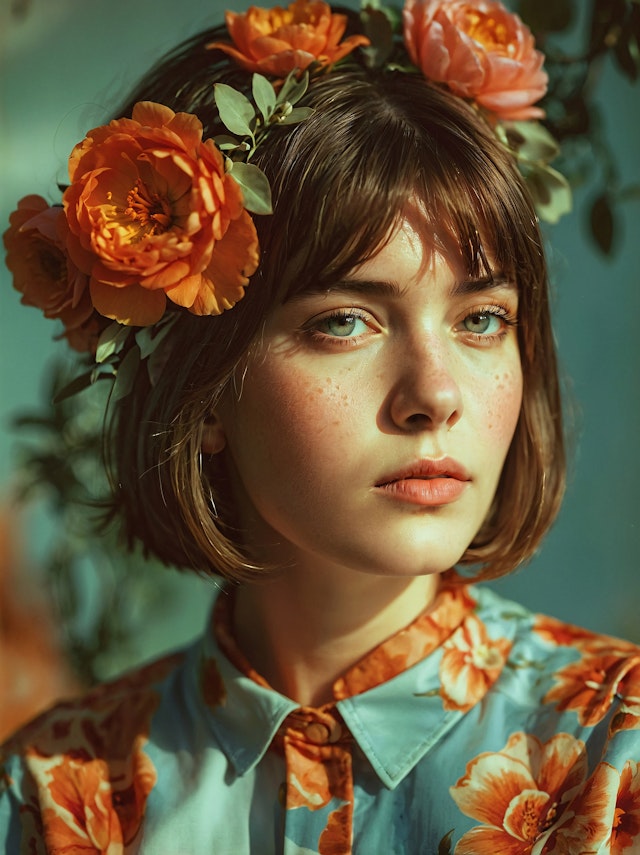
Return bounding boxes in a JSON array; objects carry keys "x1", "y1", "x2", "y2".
[
  {"x1": 403, "y1": 0, "x2": 547, "y2": 120},
  {"x1": 450, "y1": 731, "x2": 588, "y2": 854},
  {"x1": 534, "y1": 615, "x2": 639, "y2": 657},
  {"x1": 612, "y1": 761, "x2": 640, "y2": 854},
  {"x1": 543, "y1": 651, "x2": 640, "y2": 727},
  {"x1": 439, "y1": 614, "x2": 511, "y2": 711},
  {"x1": 12, "y1": 666, "x2": 169, "y2": 853},
  {"x1": 3, "y1": 195, "x2": 96, "y2": 352},
  {"x1": 544, "y1": 760, "x2": 640, "y2": 854},
  {"x1": 63, "y1": 101, "x2": 259, "y2": 326},
  {"x1": 208, "y1": 0, "x2": 369, "y2": 77},
  {"x1": 35, "y1": 738, "x2": 156, "y2": 853}
]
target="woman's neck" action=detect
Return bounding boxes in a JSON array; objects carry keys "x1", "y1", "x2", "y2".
[{"x1": 233, "y1": 564, "x2": 441, "y2": 707}]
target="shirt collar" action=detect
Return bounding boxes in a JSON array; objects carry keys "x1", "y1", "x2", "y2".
[{"x1": 194, "y1": 582, "x2": 515, "y2": 787}]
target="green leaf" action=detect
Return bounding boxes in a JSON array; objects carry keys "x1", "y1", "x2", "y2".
[
  {"x1": 228, "y1": 161, "x2": 273, "y2": 215},
  {"x1": 52, "y1": 370, "x2": 96, "y2": 404},
  {"x1": 590, "y1": 193, "x2": 616, "y2": 255},
  {"x1": 111, "y1": 345, "x2": 141, "y2": 403},
  {"x1": 95, "y1": 322, "x2": 130, "y2": 364},
  {"x1": 497, "y1": 121, "x2": 560, "y2": 164},
  {"x1": 516, "y1": 0, "x2": 573, "y2": 33},
  {"x1": 214, "y1": 83, "x2": 256, "y2": 138},
  {"x1": 524, "y1": 163, "x2": 573, "y2": 224},
  {"x1": 438, "y1": 830, "x2": 455, "y2": 855},
  {"x1": 277, "y1": 70, "x2": 309, "y2": 106},
  {"x1": 361, "y1": 6, "x2": 395, "y2": 68},
  {"x1": 213, "y1": 134, "x2": 243, "y2": 151},
  {"x1": 134, "y1": 314, "x2": 177, "y2": 360},
  {"x1": 252, "y1": 73, "x2": 276, "y2": 123},
  {"x1": 613, "y1": 23, "x2": 640, "y2": 81},
  {"x1": 277, "y1": 106, "x2": 315, "y2": 125}
]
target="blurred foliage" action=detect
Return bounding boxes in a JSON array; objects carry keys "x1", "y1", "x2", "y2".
[
  {"x1": 515, "y1": 0, "x2": 640, "y2": 254},
  {"x1": 11, "y1": 362, "x2": 178, "y2": 686}
]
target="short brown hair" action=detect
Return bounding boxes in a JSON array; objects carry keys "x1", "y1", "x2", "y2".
[{"x1": 107, "y1": 14, "x2": 565, "y2": 582}]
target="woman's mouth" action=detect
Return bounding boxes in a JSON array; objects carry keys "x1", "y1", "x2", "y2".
[{"x1": 375, "y1": 458, "x2": 471, "y2": 507}]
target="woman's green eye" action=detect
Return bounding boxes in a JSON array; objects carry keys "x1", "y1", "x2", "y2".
[
  {"x1": 464, "y1": 312, "x2": 502, "y2": 335},
  {"x1": 320, "y1": 314, "x2": 367, "y2": 337}
]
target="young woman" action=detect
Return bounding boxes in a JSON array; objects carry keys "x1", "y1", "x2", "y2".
[{"x1": 2, "y1": 1, "x2": 639, "y2": 852}]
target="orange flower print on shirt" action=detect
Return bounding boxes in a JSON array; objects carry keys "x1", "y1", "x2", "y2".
[
  {"x1": 542, "y1": 760, "x2": 640, "y2": 854},
  {"x1": 13, "y1": 656, "x2": 179, "y2": 854},
  {"x1": 63, "y1": 101, "x2": 259, "y2": 326},
  {"x1": 37, "y1": 747, "x2": 155, "y2": 853},
  {"x1": 534, "y1": 615, "x2": 639, "y2": 657},
  {"x1": 450, "y1": 731, "x2": 588, "y2": 854},
  {"x1": 207, "y1": 0, "x2": 369, "y2": 77},
  {"x1": 543, "y1": 651, "x2": 640, "y2": 728},
  {"x1": 534, "y1": 614, "x2": 640, "y2": 727},
  {"x1": 612, "y1": 761, "x2": 640, "y2": 854},
  {"x1": 439, "y1": 614, "x2": 511, "y2": 711},
  {"x1": 200, "y1": 656, "x2": 228, "y2": 709}
]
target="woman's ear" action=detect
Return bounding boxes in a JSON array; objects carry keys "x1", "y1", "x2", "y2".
[{"x1": 201, "y1": 414, "x2": 226, "y2": 455}]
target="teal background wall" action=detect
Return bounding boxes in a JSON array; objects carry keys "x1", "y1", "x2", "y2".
[{"x1": 1, "y1": 0, "x2": 639, "y2": 664}]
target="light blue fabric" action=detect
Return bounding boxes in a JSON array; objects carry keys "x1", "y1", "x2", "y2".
[{"x1": 1, "y1": 584, "x2": 639, "y2": 854}]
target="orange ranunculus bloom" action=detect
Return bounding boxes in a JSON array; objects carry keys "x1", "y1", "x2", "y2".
[
  {"x1": 207, "y1": 0, "x2": 369, "y2": 77},
  {"x1": 439, "y1": 614, "x2": 511, "y2": 712},
  {"x1": 450, "y1": 731, "x2": 588, "y2": 854},
  {"x1": 403, "y1": 0, "x2": 548, "y2": 120},
  {"x1": 63, "y1": 101, "x2": 260, "y2": 327},
  {"x1": 3, "y1": 195, "x2": 98, "y2": 352}
]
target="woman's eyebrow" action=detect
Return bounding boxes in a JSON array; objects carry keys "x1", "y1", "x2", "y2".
[
  {"x1": 451, "y1": 273, "x2": 515, "y2": 297},
  {"x1": 288, "y1": 279, "x2": 405, "y2": 302}
]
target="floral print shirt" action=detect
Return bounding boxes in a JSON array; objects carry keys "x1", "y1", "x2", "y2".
[{"x1": 1, "y1": 582, "x2": 639, "y2": 854}]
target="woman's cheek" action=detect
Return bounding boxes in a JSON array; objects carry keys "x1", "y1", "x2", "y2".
[{"x1": 484, "y1": 368, "x2": 524, "y2": 446}]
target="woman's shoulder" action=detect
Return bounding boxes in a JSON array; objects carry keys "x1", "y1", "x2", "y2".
[
  {"x1": 0, "y1": 647, "x2": 189, "y2": 853},
  {"x1": 2, "y1": 647, "x2": 187, "y2": 759},
  {"x1": 472, "y1": 584, "x2": 640, "y2": 735}
]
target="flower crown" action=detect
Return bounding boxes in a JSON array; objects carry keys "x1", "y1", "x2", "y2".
[{"x1": 4, "y1": 0, "x2": 569, "y2": 400}]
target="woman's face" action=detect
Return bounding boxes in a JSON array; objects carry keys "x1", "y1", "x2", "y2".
[{"x1": 215, "y1": 207, "x2": 523, "y2": 579}]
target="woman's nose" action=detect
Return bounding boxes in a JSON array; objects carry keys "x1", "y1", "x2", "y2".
[{"x1": 387, "y1": 334, "x2": 463, "y2": 432}]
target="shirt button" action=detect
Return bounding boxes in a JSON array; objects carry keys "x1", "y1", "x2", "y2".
[{"x1": 305, "y1": 721, "x2": 341, "y2": 744}]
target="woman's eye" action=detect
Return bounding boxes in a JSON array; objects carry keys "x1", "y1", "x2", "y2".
[
  {"x1": 315, "y1": 312, "x2": 369, "y2": 338},
  {"x1": 463, "y1": 311, "x2": 504, "y2": 336}
]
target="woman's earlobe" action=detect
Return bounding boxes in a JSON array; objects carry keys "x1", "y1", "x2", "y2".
[{"x1": 202, "y1": 418, "x2": 226, "y2": 455}]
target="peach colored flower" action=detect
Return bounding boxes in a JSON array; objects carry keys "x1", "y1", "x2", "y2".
[
  {"x1": 439, "y1": 614, "x2": 511, "y2": 711},
  {"x1": 63, "y1": 101, "x2": 259, "y2": 326},
  {"x1": 403, "y1": 0, "x2": 547, "y2": 120},
  {"x1": 3, "y1": 195, "x2": 97, "y2": 352},
  {"x1": 543, "y1": 651, "x2": 640, "y2": 727},
  {"x1": 207, "y1": 0, "x2": 369, "y2": 77},
  {"x1": 450, "y1": 731, "x2": 588, "y2": 854}
]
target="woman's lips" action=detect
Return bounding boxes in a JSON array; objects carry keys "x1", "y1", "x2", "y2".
[{"x1": 375, "y1": 458, "x2": 471, "y2": 507}]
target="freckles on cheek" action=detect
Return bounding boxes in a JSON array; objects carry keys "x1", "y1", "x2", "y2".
[
  {"x1": 257, "y1": 369, "x2": 358, "y2": 440},
  {"x1": 483, "y1": 370, "x2": 523, "y2": 443}
]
